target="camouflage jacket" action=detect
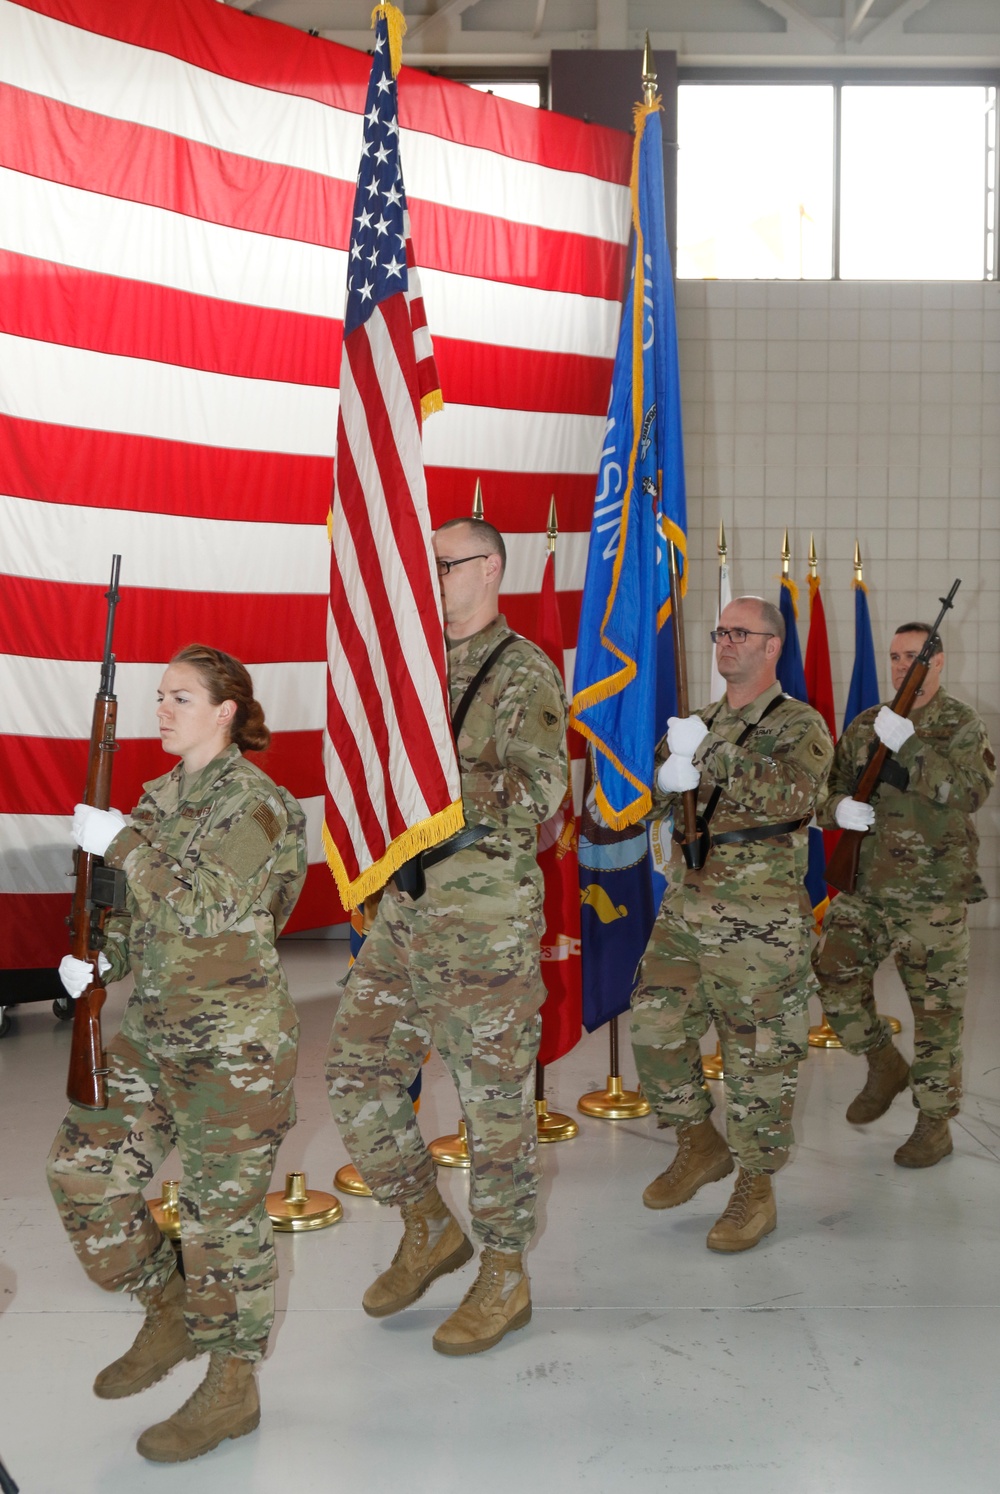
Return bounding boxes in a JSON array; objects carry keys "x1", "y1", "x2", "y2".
[
  {"x1": 101, "y1": 744, "x2": 307, "y2": 1002},
  {"x1": 817, "y1": 688, "x2": 995, "y2": 907},
  {"x1": 655, "y1": 682, "x2": 834, "y2": 920},
  {"x1": 415, "y1": 613, "x2": 568, "y2": 917}
]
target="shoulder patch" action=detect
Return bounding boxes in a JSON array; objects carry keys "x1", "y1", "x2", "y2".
[{"x1": 253, "y1": 801, "x2": 281, "y2": 844}]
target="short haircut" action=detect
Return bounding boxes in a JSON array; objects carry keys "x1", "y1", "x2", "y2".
[
  {"x1": 732, "y1": 594, "x2": 785, "y2": 646},
  {"x1": 436, "y1": 516, "x2": 507, "y2": 577},
  {"x1": 894, "y1": 622, "x2": 943, "y2": 657}
]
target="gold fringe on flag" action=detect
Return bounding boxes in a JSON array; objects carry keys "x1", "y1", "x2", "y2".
[
  {"x1": 420, "y1": 388, "x2": 444, "y2": 419},
  {"x1": 323, "y1": 797, "x2": 466, "y2": 910},
  {"x1": 371, "y1": 3, "x2": 407, "y2": 78}
]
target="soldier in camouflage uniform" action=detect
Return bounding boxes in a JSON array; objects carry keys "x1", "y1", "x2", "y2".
[
  {"x1": 632, "y1": 597, "x2": 833, "y2": 1252},
  {"x1": 812, "y1": 623, "x2": 995, "y2": 1167},
  {"x1": 326, "y1": 518, "x2": 567, "y2": 1355},
  {"x1": 47, "y1": 645, "x2": 306, "y2": 1463}
]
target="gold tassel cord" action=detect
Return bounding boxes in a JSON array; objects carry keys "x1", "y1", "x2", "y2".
[{"x1": 371, "y1": 3, "x2": 407, "y2": 79}]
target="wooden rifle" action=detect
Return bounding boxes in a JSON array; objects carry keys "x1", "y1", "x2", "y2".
[
  {"x1": 825, "y1": 578, "x2": 960, "y2": 896},
  {"x1": 667, "y1": 539, "x2": 705, "y2": 871},
  {"x1": 66, "y1": 556, "x2": 124, "y2": 1110}
]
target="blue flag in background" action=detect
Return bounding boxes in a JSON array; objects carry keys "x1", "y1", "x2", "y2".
[
  {"x1": 570, "y1": 97, "x2": 686, "y2": 1031},
  {"x1": 776, "y1": 578, "x2": 828, "y2": 917},
  {"x1": 844, "y1": 581, "x2": 881, "y2": 729}
]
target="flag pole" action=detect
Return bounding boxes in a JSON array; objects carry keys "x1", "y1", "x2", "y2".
[
  {"x1": 701, "y1": 517, "x2": 728, "y2": 1084},
  {"x1": 535, "y1": 498, "x2": 580, "y2": 1142},
  {"x1": 576, "y1": 35, "x2": 660, "y2": 1125},
  {"x1": 429, "y1": 478, "x2": 493, "y2": 1169}
]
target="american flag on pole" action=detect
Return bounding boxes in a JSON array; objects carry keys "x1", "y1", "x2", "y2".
[
  {"x1": 0, "y1": 0, "x2": 631, "y2": 968},
  {"x1": 324, "y1": 3, "x2": 462, "y2": 908}
]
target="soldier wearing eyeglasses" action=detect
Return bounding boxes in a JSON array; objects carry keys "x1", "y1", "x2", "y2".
[
  {"x1": 811, "y1": 623, "x2": 995, "y2": 1167},
  {"x1": 326, "y1": 517, "x2": 568, "y2": 1354},
  {"x1": 631, "y1": 595, "x2": 833, "y2": 1252}
]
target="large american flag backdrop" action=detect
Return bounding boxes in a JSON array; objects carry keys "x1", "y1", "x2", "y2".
[{"x1": 0, "y1": 0, "x2": 631, "y2": 967}]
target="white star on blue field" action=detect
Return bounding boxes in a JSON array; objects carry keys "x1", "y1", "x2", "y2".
[{"x1": 344, "y1": 21, "x2": 409, "y2": 335}]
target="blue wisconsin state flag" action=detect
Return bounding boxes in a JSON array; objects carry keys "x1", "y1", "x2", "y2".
[
  {"x1": 570, "y1": 97, "x2": 687, "y2": 1031},
  {"x1": 776, "y1": 578, "x2": 828, "y2": 917},
  {"x1": 844, "y1": 580, "x2": 881, "y2": 729},
  {"x1": 571, "y1": 98, "x2": 687, "y2": 829}
]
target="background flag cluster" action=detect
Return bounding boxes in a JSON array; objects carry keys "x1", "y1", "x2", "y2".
[{"x1": 0, "y1": 0, "x2": 631, "y2": 965}]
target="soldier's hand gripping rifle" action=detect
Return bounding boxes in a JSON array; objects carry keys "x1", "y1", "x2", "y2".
[
  {"x1": 824, "y1": 578, "x2": 960, "y2": 897},
  {"x1": 667, "y1": 539, "x2": 705, "y2": 871},
  {"x1": 66, "y1": 556, "x2": 125, "y2": 1110}
]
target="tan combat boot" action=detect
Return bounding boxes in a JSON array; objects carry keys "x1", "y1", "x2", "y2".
[
  {"x1": 93, "y1": 1268, "x2": 198, "y2": 1400},
  {"x1": 642, "y1": 1118, "x2": 734, "y2": 1209},
  {"x1": 706, "y1": 1170, "x2": 776, "y2": 1253},
  {"x1": 846, "y1": 1040, "x2": 910, "y2": 1124},
  {"x1": 894, "y1": 1111, "x2": 953, "y2": 1168},
  {"x1": 363, "y1": 1186, "x2": 473, "y2": 1317},
  {"x1": 137, "y1": 1353, "x2": 259, "y2": 1463},
  {"x1": 432, "y1": 1247, "x2": 531, "y2": 1356}
]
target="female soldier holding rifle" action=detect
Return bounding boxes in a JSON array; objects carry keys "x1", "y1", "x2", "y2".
[{"x1": 47, "y1": 645, "x2": 306, "y2": 1464}]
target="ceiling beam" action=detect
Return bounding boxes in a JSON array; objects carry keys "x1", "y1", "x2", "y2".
[
  {"x1": 860, "y1": 0, "x2": 935, "y2": 44},
  {"x1": 756, "y1": 0, "x2": 838, "y2": 43},
  {"x1": 405, "y1": 0, "x2": 481, "y2": 43}
]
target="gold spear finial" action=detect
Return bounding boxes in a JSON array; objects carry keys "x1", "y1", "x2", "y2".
[
  {"x1": 781, "y1": 528, "x2": 790, "y2": 578},
  {"x1": 547, "y1": 495, "x2": 558, "y2": 555},
  {"x1": 471, "y1": 478, "x2": 483, "y2": 520},
  {"x1": 642, "y1": 32, "x2": 657, "y2": 105},
  {"x1": 718, "y1": 519, "x2": 727, "y2": 562},
  {"x1": 808, "y1": 534, "x2": 818, "y2": 579},
  {"x1": 853, "y1": 538, "x2": 863, "y2": 584}
]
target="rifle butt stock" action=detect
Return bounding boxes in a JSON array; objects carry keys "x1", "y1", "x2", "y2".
[{"x1": 66, "y1": 986, "x2": 109, "y2": 1110}]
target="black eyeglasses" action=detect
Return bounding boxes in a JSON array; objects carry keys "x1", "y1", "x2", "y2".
[
  {"x1": 435, "y1": 553, "x2": 488, "y2": 576},
  {"x1": 711, "y1": 628, "x2": 776, "y2": 645}
]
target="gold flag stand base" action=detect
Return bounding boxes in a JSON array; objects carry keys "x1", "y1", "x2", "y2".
[
  {"x1": 334, "y1": 1164, "x2": 372, "y2": 1197},
  {"x1": 578, "y1": 1016, "x2": 650, "y2": 1119},
  {"x1": 266, "y1": 1172, "x2": 342, "y2": 1232},
  {"x1": 702, "y1": 1044, "x2": 724, "y2": 1081},
  {"x1": 808, "y1": 1012, "x2": 901, "y2": 1048},
  {"x1": 536, "y1": 1098, "x2": 579, "y2": 1142},
  {"x1": 430, "y1": 1118, "x2": 471, "y2": 1168},
  {"x1": 578, "y1": 1075, "x2": 650, "y2": 1120}
]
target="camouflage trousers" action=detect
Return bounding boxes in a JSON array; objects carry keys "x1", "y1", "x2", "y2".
[
  {"x1": 631, "y1": 903, "x2": 813, "y2": 1174},
  {"x1": 812, "y1": 894, "x2": 969, "y2": 1118},
  {"x1": 326, "y1": 890, "x2": 544, "y2": 1253},
  {"x1": 46, "y1": 997, "x2": 298, "y2": 1361}
]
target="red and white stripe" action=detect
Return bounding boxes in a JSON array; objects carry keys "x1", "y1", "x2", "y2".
[{"x1": 0, "y1": 0, "x2": 630, "y2": 965}]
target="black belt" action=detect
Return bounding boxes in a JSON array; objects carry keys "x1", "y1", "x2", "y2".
[
  {"x1": 391, "y1": 823, "x2": 491, "y2": 899},
  {"x1": 710, "y1": 817, "x2": 810, "y2": 848}
]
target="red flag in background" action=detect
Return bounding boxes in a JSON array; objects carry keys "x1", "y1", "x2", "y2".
[
  {"x1": 804, "y1": 570, "x2": 839, "y2": 901},
  {"x1": 535, "y1": 548, "x2": 582, "y2": 1067}
]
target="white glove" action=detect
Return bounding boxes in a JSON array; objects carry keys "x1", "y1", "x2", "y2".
[
  {"x1": 72, "y1": 804, "x2": 127, "y2": 856},
  {"x1": 657, "y1": 755, "x2": 701, "y2": 794},
  {"x1": 666, "y1": 715, "x2": 709, "y2": 757},
  {"x1": 873, "y1": 707, "x2": 915, "y2": 753},
  {"x1": 834, "y1": 797, "x2": 876, "y2": 833},
  {"x1": 58, "y1": 952, "x2": 111, "y2": 999}
]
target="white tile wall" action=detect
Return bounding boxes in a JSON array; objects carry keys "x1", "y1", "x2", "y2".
[{"x1": 677, "y1": 280, "x2": 1000, "y2": 926}]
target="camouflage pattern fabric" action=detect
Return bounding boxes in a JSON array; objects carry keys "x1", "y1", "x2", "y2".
[
  {"x1": 813, "y1": 688, "x2": 994, "y2": 1118},
  {"x1": 631, "y1": 683, "x2": 833, "y2": 1174},
  {"x1": 813, "y1": 895, "x2": 969, "y2": 1117},
  {"x1": 327, "y1": 614, "x2": 567, "y2": 1253},
  {"x1": 47, "y1": 745, "x2": 307, "y2": 1360}
]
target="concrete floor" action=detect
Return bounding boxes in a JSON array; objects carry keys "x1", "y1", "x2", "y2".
[{"x1": 1, "y1": 931, "x2": 997, "y2": 1494}]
